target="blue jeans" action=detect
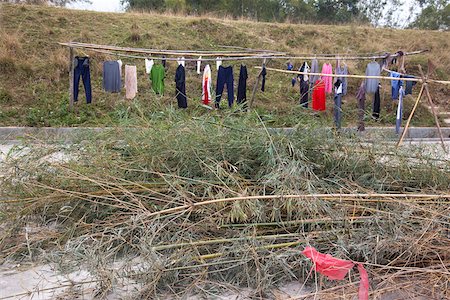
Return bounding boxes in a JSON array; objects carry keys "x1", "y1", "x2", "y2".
[
  {"x1": 215, "y1": 66, "x2": 234, "y2": 108},
  {"x1": 74, "y1": 56, "x2": 92, "y2": 104}
]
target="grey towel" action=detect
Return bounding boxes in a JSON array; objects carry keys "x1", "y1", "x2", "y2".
[
  {"x1": 310, "y1": 59, "x2": 319, "y2": 84},
  {"x1": 365, "y1": 62, "x2": 381, "y2": 94},
  {"x1": 103, "y1": 61, "x2": 121, "y2": 93}
]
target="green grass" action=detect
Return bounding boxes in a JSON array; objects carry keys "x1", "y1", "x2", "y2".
[{"x1": 0, "y1": 3, "x2": 449, "y2": 127}]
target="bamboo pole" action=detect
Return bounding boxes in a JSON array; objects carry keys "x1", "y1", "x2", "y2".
[
  {"x1": 255, "y1": 67, "x2": 450, "y2": 85},
  {"x1": 69, "y1": 47, "x2": 74, "y2": 110},
  {"x1": 418, "y1": 65, "x2": 447, "y2": 152},
  {"x1": 146, "y1": 193, "x2": 450, "y2": 218},
  {"x1": 248, "y1": 59, "x2": 266, "y2": 110},
  {"x1": 397, "y1": 84, "x2": 425, "y2": 147}
]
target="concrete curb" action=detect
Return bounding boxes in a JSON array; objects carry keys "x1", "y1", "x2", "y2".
[{"x1": 0, "y1": 126, "x2": 449, "y2": 142}]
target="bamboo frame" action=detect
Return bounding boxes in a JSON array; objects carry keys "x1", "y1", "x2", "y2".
[{"x1": 255, "y1": 67, "x2": 450, "y2": 85}]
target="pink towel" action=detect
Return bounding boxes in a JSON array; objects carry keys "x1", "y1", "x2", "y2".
[
  {"x1": 125, "y1": 65, "x2": 138, "y2": 100},
  {"x1": 321, "y1": 63, "x2": 333, "y2": 94}
]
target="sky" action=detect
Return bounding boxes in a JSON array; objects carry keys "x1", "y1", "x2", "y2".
[{"x1": 68, "y1": 0, "x2": 124, "y2": 12}]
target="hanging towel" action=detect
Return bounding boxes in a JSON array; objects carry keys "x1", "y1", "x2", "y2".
[
  {"x1": 356, "y1": 81, "x2": 366, "y2": 132},
  {"x1": 175, "y1": 64, "x2": 187, "y2": 108},
  {"x1": 310, "y1": 58, "x2": 319, "y2": 84},
  {"x1": 150, "y1": 63, "x2": 165, "y2": 95},
  {"x1": 396, "y1": 86, "x2": 405, "y2": 134},
  {"x1": 145, "y1": 59, "x2": 154, "y2": 74},
  {"x1": 103, "y1": 61, "x2": 121, "y2": 93},
  {"x1": 237, "y1": 64, "x2": 248, "y2": 105},
  {"x1": 390, "y1": 71, "x2": 402, "y2": 100},
  {"x1": 216, "y1": 57, "x2": 222, "y2": 70},
  {"x1": 197, "y1": 56, "x2": 202, "y2": 75},
  {"x1": 202, "y1": 64, "x2": 212, "y2": 105},
  {"x1": 312, "y1": 80, "x2": 326, "y2": 111},
  {"x1": 125, "y1": 65, "x2": 138, "y2": 100},
  {"x1": 321, "y1": 63, "x2": 333, "y2": 94},
  {"x1": 365, "y1": 61, "x2": 381, "y2": 94}
]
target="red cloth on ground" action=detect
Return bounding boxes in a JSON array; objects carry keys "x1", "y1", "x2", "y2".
[
  {"x1": 312, "y1": 80, "x2": 326, "y2": 111},
  {"x1": 302, "y1": 246, "x2": 369, "y2": 300}
]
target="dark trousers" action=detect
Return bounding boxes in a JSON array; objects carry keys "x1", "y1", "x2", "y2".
[
  {"x1": 300, "y1": 80, "x2": 309, "y2": 108},
  {"x1": 372, "y1": 85, "x2": 381, "y2": 119},
  {"x1": 334, "y1": 94, "x2": 342, "y2": 129},
  {"x1": 237, "y1": 65, "x2": 248, "y2": 105},
  {"x1": 73, "y1": 57, "x2": 92, "y2": 104},
  {"x1": 358, "y1": 97, "x2": 365, "y2": 132},
  {"x1": 215, "y1": 66, "x2": 234, "y2": 108},
  {"x1": 175, "y1": 65, "x2": 187, "y2": 108}
]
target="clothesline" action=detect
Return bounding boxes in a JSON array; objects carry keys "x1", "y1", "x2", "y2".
[
  {"x1": 255, "y1": 67, "x2": 450, "y2": 85},
  {"x1": 59, "y1": 42, "x2": 429, "y2": 61}
]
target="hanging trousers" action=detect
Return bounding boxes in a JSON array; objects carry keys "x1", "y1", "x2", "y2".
[
  {"x1": 300, "y1": 80, "x2": 309, "y2": 108},
  {"x1": 73, "y1": 56, "x2": 92, "y2": 104},
  {"x1": 237, "y1": 65, "x2": 248, "y2": 105},
  {"x1": 372, "y1": 85, "x2": 381, "y2": 119},
  {"x1": 215, "y1": 66, "x2": 234, "y2": 108},
  {"x1": 175, "y1": 64, "x2": 187, "y2": 108},
  {"x1": 334, "y1": 94, "x2": 342, "y2": 129}
]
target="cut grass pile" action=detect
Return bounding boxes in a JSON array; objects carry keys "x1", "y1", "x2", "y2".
[
  {"x1": 0, "y1": 3, "x2": 449, "y2": 127},
  {"x1": 1, "y1": 112, "x2": 449, "y2": 298}
]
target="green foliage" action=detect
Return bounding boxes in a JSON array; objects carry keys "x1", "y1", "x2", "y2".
[{"x1": 410, "y1": 1, "x2": 449, "y2": 30}]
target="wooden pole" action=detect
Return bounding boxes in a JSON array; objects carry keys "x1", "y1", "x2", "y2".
[
  {"x1": 69, "y1": 47, "x2": 74, "y2": 110},
  {"x1": 397, "y1": 84, "x2": 425, "y2": 148},
  {"x1": 248, "y1": 59, "x2": 266, "y2": 110},
  {"x1": 418, "y1": 65, "x2": 447, "y2": 152},
  {"x1": 255, "y1": 67, "x2": 450, "y2": 85}
]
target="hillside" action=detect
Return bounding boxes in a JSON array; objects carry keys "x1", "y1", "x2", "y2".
[{"x1": 0, "y1": 3, "x2": 449, "y2": 127}]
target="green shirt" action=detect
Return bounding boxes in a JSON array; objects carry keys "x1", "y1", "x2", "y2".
[{"x1": 150, "y1": 64, "x2": 165, "y2": 95}]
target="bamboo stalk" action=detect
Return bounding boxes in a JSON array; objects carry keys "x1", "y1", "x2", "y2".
[
  {"x1": 418, "y1": 65, "x2": 447, "y2": 152},
  {"x1": 146, "y1": 193, "x2": 450, "y2": 218},
  {"x1": 255, "y1": 67, "x2": 450, "y2": 85},
  {"x1": 397, "y1": 84, "x2": 425, "y2": 147},
  {"x1": 218, "y1": 216, "x2": 372, "y2": 228}
]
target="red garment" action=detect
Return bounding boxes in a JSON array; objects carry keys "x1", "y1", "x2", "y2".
[
  {"x1": 312, "y1": 80, "x2": 326, "y2": 111},
  {"x1": 302, "y1": 247, "x2": 369, "y2": 300},
  {"x1": 203, "y1": 76, "x2": 209, "y2": 105}
]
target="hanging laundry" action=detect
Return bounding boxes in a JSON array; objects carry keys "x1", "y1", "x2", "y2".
[
  {"x1": 298, "y1": 62, "x2": 309, "y2": 108},
  {"x1": 237, "y1": 64, "x2": 248, "y2": 105},
  {"x1": 145, "y1": 58, "x2": 154, "y2": 74},
  {"x1": 216, "y1": 57, "x2": 222, "y2": 70},
  {"x1": 103, "y1": 60, "x2": 121, "y2": 93},
  {"x1": 150, "y1": 63, "x2": 165, "y2": 95},
  {"x1": 73, "y1": 56, "x2": 92, "y2": 104},
  {"x1": 334, "y1": 79, "x2": 343, "y2": 129},
  {"x1": 117, "y1": 59, "x2": 123, "y2": 77},
  {"x1": 404, "y1": 75, "x2": 417, "y2": 95},
  {"x1": 312, "y1": 80, "x2": 326, "y2": 111},
  {"x1": 310, "y1": 58, "x2": 319, "y2": 84},
  {"x1": 356, "y1": 81, "x2": 366, "y2": 132},
  {"x1": 321, "y1": 63, "x2": 333, "y2": 94},
  {"x1": 261, "y1": 65, "x2": 267, "y2": 92},
  {"x1": 287, "y1": 61, "x2": 294, "y2": 71},
  {"x1": 177, "y1": 57, "x2": 185, "y2": 67},
  {"x1": 365, "y1": 61, "x2": 381, "y2": 94},
  {"x1": 202, "y1": 64, "x2": 212, "y2": 105},
  {"x1": 175, "y1": 64, "x2": 187, "y2": 109},
  {"x1": 396, "y1": 86, "x2": 405, "y2": 134},
  {"x1": 335, "y1": 64, "x2": 348, "y2": 96},
  {"x1": 125, "y1": 65, "x2": 138, "y2": 100},
  {"x1": 161, "y1": 56, "x2": 167, "y2": 68},
  {"x1": 197, "y1": 56, "x2": 202, "y2": 75},
  {"x1": 390, "y1": 71, "x2": 402, "y2": 100},
  {"x1": 215, "y1": 65, "x2": 234, "y2": 108},
  {"x1": 372, "y1": 83, "x2": 381, "y2": 119}
]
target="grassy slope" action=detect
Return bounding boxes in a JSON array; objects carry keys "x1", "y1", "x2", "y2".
[{"x1": 0, "y1": 3, "x2": 449, "y2": 127}]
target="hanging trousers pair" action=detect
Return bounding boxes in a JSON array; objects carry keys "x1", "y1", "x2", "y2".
[
  {"x1": 372, "y1": 84, "x2": 381, "y2": 119},
  {"x1": 215, "y1": 66, "x2": 234, "y2": 108},
  {"x1": 237, "y1": 65, "x2": 248, "y2": 105},
  {"x1": 175, "y1": 64, "x2": 187, "y2": 108},
  {"x1": 73, "y1": 56, "x2": 92, "y2": 104}
]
